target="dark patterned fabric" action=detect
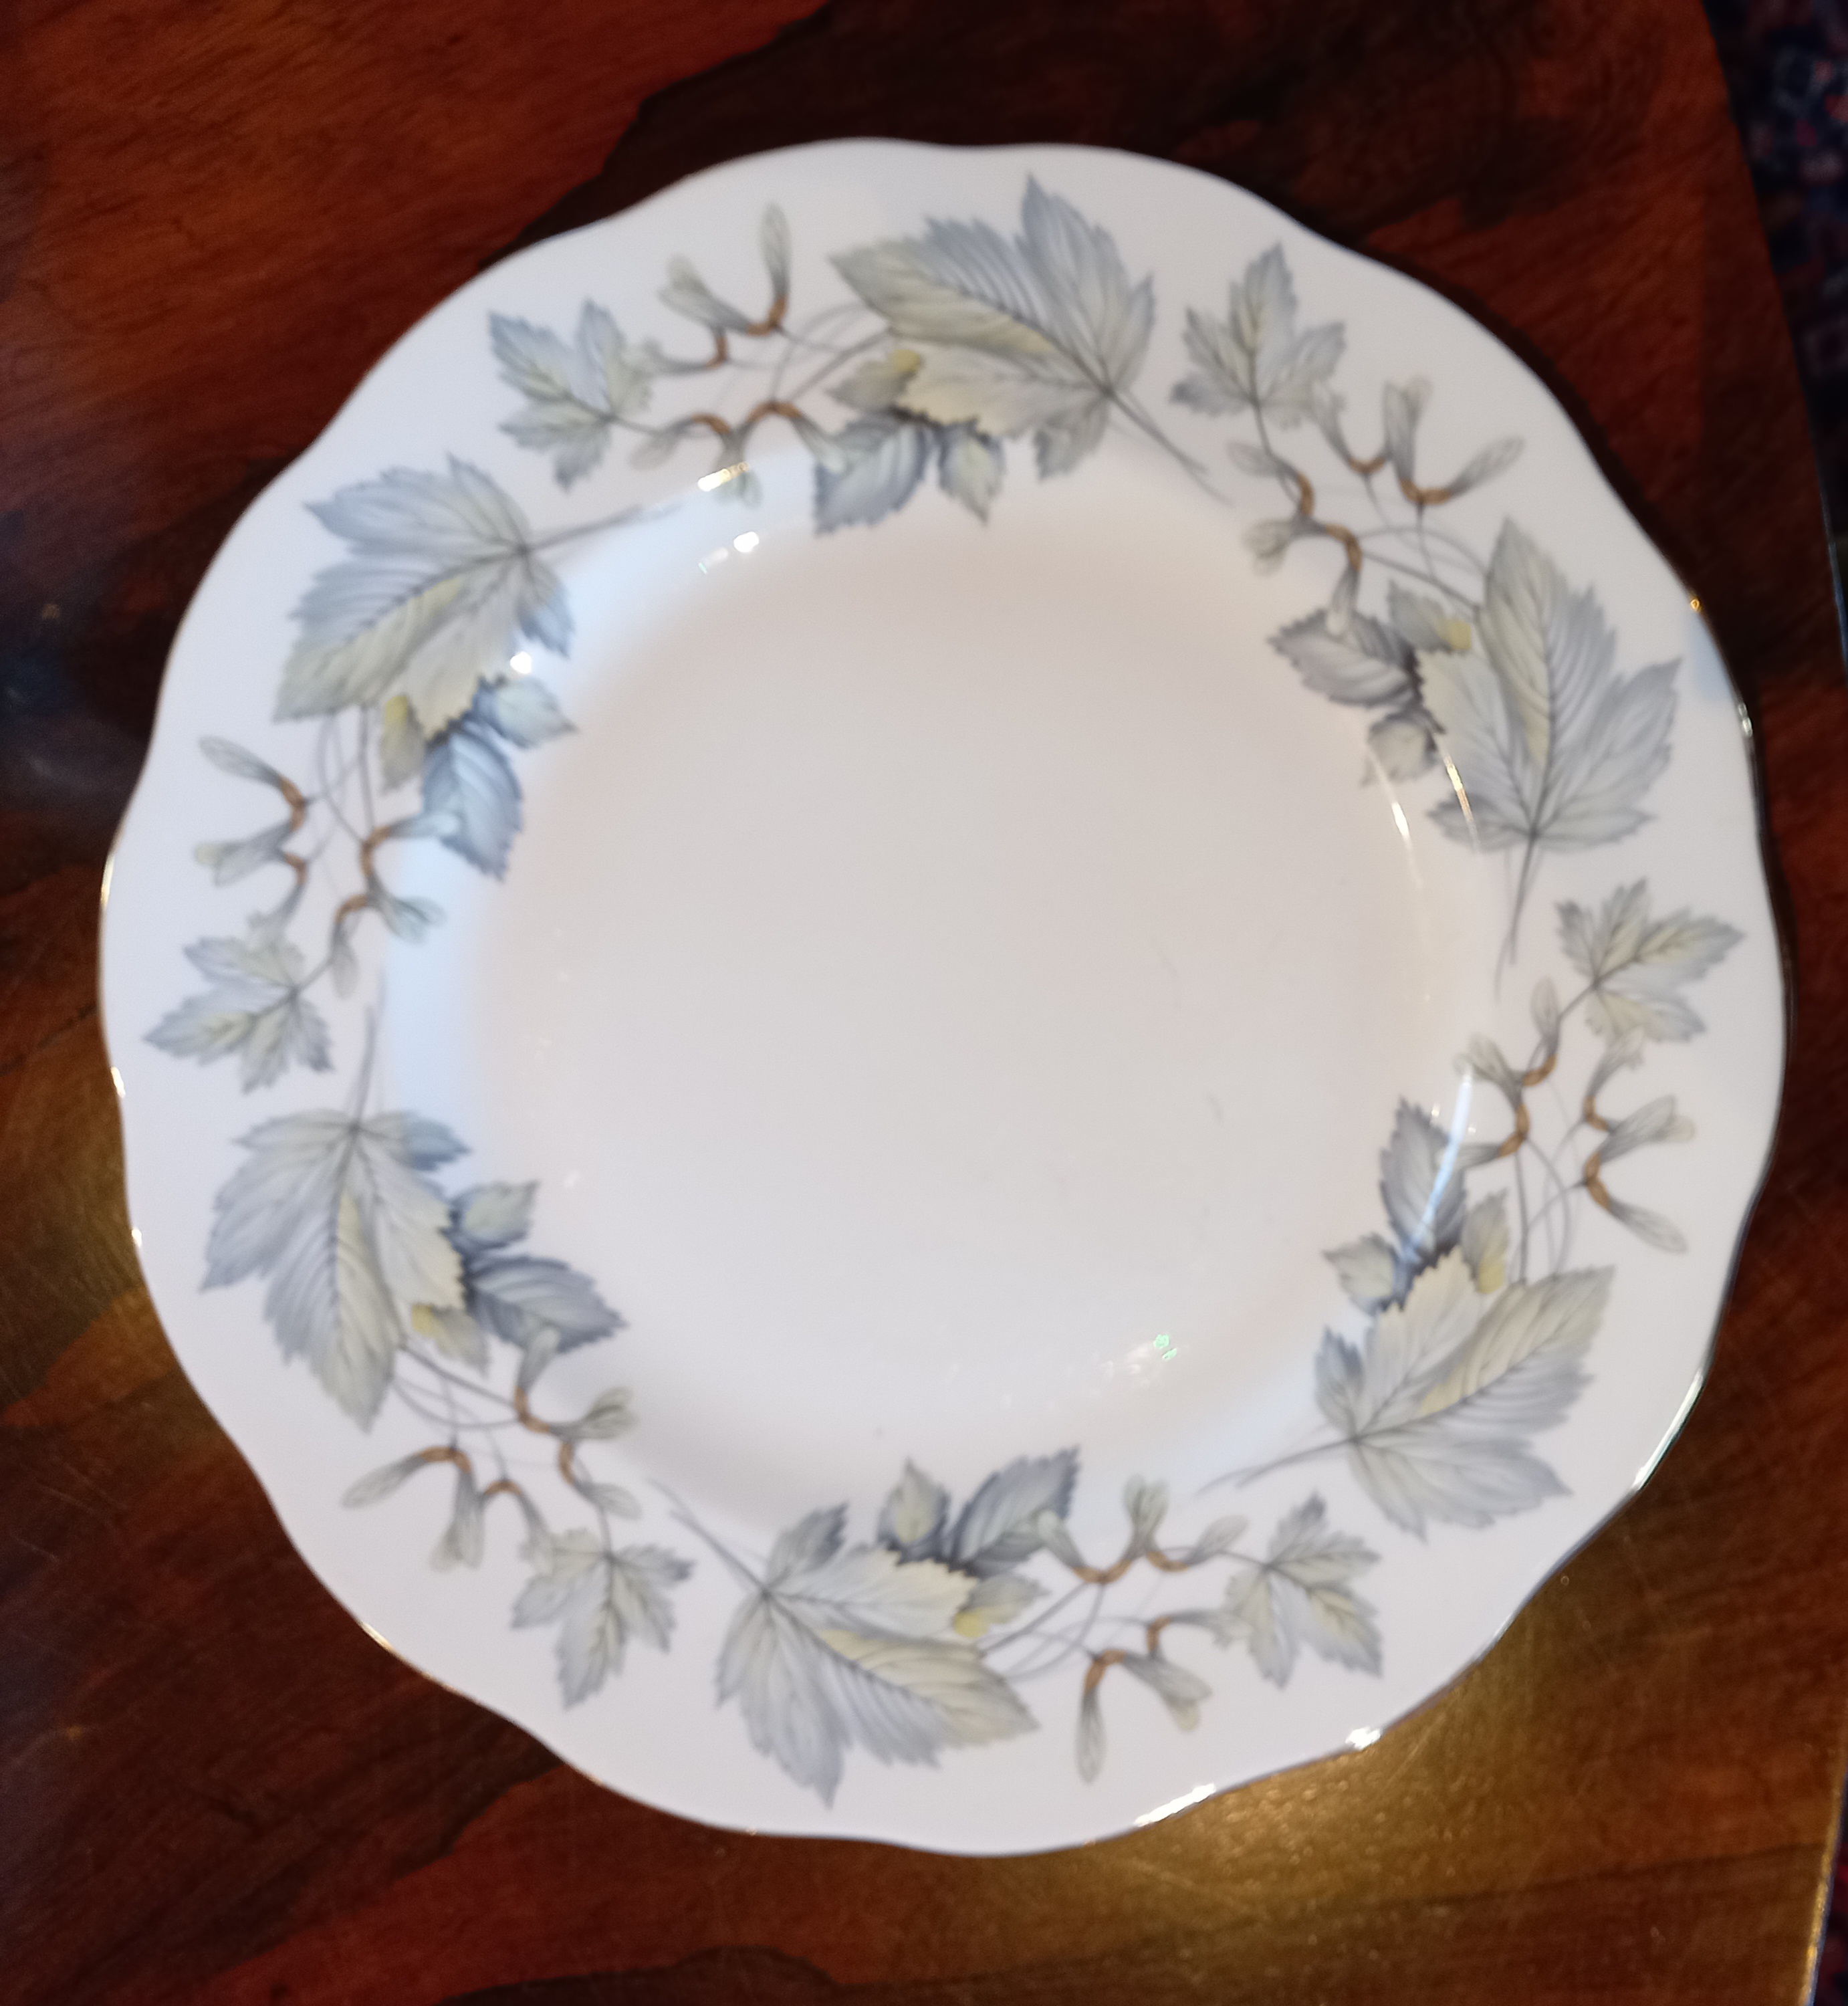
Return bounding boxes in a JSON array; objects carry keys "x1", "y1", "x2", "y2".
[{"x1": 1709, "y1": 0, "x2": 1848, "y2": 545}]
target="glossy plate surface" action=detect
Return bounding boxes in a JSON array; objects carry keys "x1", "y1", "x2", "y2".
[{"x1": 101, "y1": 141, "x2": 1784, "y2": 1854}]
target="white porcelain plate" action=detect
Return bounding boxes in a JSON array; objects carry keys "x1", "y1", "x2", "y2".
[{"x1": 102, "y1": 141, "x2": 1785, "y2": 1854}]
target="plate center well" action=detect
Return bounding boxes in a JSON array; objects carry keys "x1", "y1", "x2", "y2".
[{"x1": 402, "y1": 450, "x2": 1474, "y2": 1524}]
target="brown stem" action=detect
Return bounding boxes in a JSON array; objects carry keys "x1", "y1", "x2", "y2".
[
  {"x1": 673, "y1": 397, "x2": 812, "y2": 447},
  {"x1": 1321, "y1": 522, "x2": 1364, "y2": 570},
  {"x1": 330, "y1": 821, "x2": 401, "y2": 928},
  {"x1": 1522, "y1": 1051, "x2": 1558, "y2": 1089},
  {"x1": 1082, "y1": 1650, "x2": 1127, "y2": 1694},
  {"x1": 1070, "y1": 1551, "x2": 1144, "y2": 1587},
  {"x1": 1494, "y1": 1101, "x2": 1532, "y2": 1160},
  {"x1": 511, "y1": 1385, "x2": 558, "y2": 1436},
  {"x1": 1145, "y1": 1548, "x2": 1190, "y2": 1573},
  {"x1": 743, "y1": 293, "x2": 788, "y2": 339},
  {"x1": 1583, "y1": 1153, "x2": 1611, "y2": 1210},
  {"x1": 1144, "y1": 1615, "x2": 1173, "y2": 1654},
  {"x1": 277, "y1": 776, "x2": 308, "y2": 832},
  {"x1": 1349, "y1": 451, "x2": 1388, "y2": 476}
]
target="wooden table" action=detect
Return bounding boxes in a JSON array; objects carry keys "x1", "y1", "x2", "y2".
[{"x1": 6, "y1": 1, "x2": 1848, "y2": 1999}]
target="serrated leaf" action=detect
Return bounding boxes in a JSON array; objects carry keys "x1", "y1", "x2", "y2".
[
  {"x1": 466, "y1": 1252, "x2": 622, "y2": 1359},
  {"x1": 1459, "y1": 1194, "x2": 1508, "y2": 1293},
  {"x1": 836, "y1": 179, "x2": 1151, "y2": 481},
  {"x1": 951, "y1": 1571, "x2": 1042, "y2": 1638},
  {"x1": 1216, "y1": 1496, "x2": 1379, "y2": 1684},
  {"x1": 411, "y1": 1302, "x2": 489, "y2": 1369},
  {"x1": 715, "y1": 1511, "x2": 1034, "y2": 1802},
  {"x1": 947, "y1": 1450, "x2": 1079, "y2": 1577},
  {"x1": 492, "y1": 304, "x2": 654, "y2": 488},
  {"x1": 1269, "y1": 608, "x2": 1413, "y2": 706},
  {"x1": 937, "y1": 423, "x2": 1006, "y2": 520},
  {"x1": 1171, "y1": 245, "x2": 1343, "y2": 427},
  {"x1": 449, "y1": 1181, "x2": 536, "y2": 1255},
  {"x1": 1325, "y1": 1268, "x2": 1611, "y2": 1534},
  {"x1": 377, "y1": 694, "x2": 426, "y2": 790},
  {"x1": 1422, "y1": 526, "x2": 1677, "y2": 932},
  {"x1": 280, "y1": 459, "x2": 572, "y2": 734},
  {"x1": 420, "y1": 717, "x2": 522, "y2": 877},
  {"x1": 1558, "y1": 881, "x2": 1742, "y2": 1043},
  {"x1": 1367, "y1": 705, "x2": 1437, "y2": 780},
  {"x1": 1379, "y1": 1101, "x2": 1467, "y2": 1270},
  {"x1": 514, "y1": 1531, "x2": 691, "y2": 1704},
  {"x1": 1318, "y1": 1250, "x2": 1484, "y2": 1440},
  {"x1": 877, "y1": 1461, "x2": 951, "y2": 1562},
  {"x1": 1326, "y1": 1233, "x2": 1398, "y2": 1312},
  {"x1": 148, "y1": 931, "x2": 332, "y2": 1091},
  {"x1": 203, "y1": 1107, "x2": 467, "y2": 1424},
  {"x1": 477, "y1": 674, "x2": 572, "y2": 748},
  {"x1": 1387, "y1": 582, "x2": 1472, "y2": 654},
  {"x1": 814, "y1": 413, "x2": 933, "y2": 531}
]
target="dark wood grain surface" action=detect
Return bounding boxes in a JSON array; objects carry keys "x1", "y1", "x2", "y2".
[{"x1": 5, "y1": 1, "x2": 1848, "y2": 2000}]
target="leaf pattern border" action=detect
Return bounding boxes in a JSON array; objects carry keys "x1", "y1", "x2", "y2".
[{"x1": 140, "y1": 175, "x2": 1743, "y2": 1803}]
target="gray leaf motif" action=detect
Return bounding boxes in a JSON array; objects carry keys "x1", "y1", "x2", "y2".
[
  {"x1": 448, "y1": 1180, "x2": 537, "y2": 1256},
  {"x1": 877, "y1": 1460, "x2": 951, "y2": 1562},
  {"x1": 391, "y1": 673, "x2": 574, "y2": 871},
  {"x1": 148, "y1": 932, "x2": 332, "y2": 1091},
  {"x1": 815, "y1": 413, "x2": 933, "y2": 532},
  {"x1": 419, "y1": 715, "x2": 522, "y2": 878},
  {"x1": 945, "y1": 1449, "x2": 1080, "y2": 1577},
  {"x1": 1269, "y1": 608, "x2": 1412, "y2": 707},
  {"x1": 491, "y1": 304, "x2": 654, "y2": 488},
  {"x1": 834, "y1": 179, "x2": 1153, "y2": 480},
  {"x1": 466, "y1": 1253, "x2": 623, "y2": 1389},
  {"x1": 1421, "y1": 523, "x2": 1677, "y2": 929},
  {"x1": 1269, "y1": 583, "x2": 1470, "y2": 782},
  {"x1": 279, "y1": 459, "x2": 572, "y2": 736},
  {"x1": 1171, "y1": 244, "x2": 1343, "y2": 429},
  {"x1": 714, "y1": 1504, "x2": 1034, "y2": 1803},
  {"x1": 1325, "y1": 1102, "x2": 1471, "y2": 1311},
  {"x1": 205, "y1": 1108, "x2": 467, "y2": 1424},
  {"x1": 1315, "y1": 1254, "x2": 1611, "y2": 1534},
  {"x1": 817, "y1": 354, "x2": 1006, "y2": 531},
  {"x1": 937, "y1": 423, "x2": 1006, "y2": 520},
  {"x1": 514, "y1": 1530, "x2": 692, "y2": 1704},
  {"x1": 1558, "y1": 881, "x2": 1742, "y2": 1043},
  {"x1": 428, "y1": 1178, "x2": 623, "y2": 1389},
  {"x1": 477, "y1": 674, "x2": 572, "y2": 749},
  {"x1": 1214, "y1": 1496, "x2": 1381, "y2": 1684}
]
